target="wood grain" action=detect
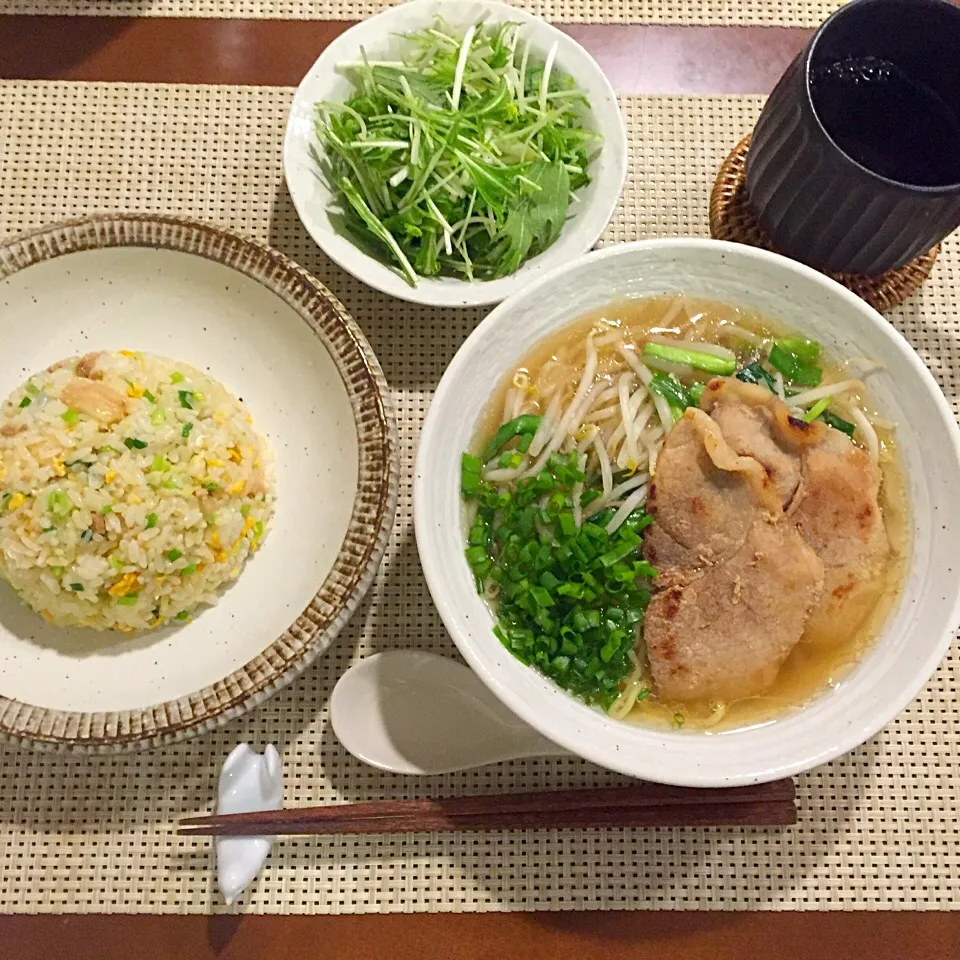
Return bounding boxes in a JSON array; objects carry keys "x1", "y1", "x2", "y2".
[
  {"x1": 0, "y1": 18, "x2": 812, "y2": 93},
  {"x1": 179, "y1": 781, "x2": 797, "y2": 835},
  {"x1": 2, "y1": 913, "x2": 959, "y2": 960}
]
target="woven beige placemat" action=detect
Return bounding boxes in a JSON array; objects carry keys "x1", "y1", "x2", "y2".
[
  {"x1": 0, "y1": 81, "x2": 957, "y2": 914},
  {"x1": 0, "y1": 0, "x2": 845, "y2": 27}
]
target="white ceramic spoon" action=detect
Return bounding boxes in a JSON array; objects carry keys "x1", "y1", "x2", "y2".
[{"x1": 330, "y1": 651, "x2": 568, "y2": 774}]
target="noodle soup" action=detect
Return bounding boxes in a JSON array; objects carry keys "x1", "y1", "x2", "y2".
[{"x1": 461, "y1": 295, "x2": 908, "y2": 732}]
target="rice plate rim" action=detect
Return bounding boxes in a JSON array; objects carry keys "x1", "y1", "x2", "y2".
[{"x1": 0, "y1": 213, "x2": 399, "y2": 753}]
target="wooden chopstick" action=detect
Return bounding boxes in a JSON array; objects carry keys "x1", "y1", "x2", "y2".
[{"x1": 178, "y1": 780, "x2": 796, "y2": 836}]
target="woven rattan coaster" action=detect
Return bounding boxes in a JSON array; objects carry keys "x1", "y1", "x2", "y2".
[{"x1": 710, "y1": 135, "x2": 940, "y2": 312}]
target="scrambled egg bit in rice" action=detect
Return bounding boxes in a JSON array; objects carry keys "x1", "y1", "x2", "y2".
[{"x1": 0, "y1": 351, "x2": 275, "y2": 632}]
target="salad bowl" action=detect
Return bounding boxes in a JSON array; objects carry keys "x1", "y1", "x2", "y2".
[{"x1": 283, "y1": 0, "x2": 628, "y2": 307}]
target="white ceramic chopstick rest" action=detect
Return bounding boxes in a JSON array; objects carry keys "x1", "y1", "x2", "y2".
[{"x1": 215, "y1": 743, "x2": 284, "y2": 905}]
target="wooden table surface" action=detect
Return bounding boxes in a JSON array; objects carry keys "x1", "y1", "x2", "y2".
[{"x1": 1, "y1": 11, "x2": 959, "y2": 958}]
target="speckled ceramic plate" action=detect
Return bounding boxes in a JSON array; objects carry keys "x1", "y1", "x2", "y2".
[{"x1": 0, "y1": 214, "x2": 398, "y2": 752}]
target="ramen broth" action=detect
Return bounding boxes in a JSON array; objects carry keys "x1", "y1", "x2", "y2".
[{"x1": 471, "y1": 295, "x2": 909, "y2": 733}]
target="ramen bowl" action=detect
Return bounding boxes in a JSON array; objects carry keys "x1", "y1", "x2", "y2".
[{"x1": 414, "y1": 238, "x2": 960, "y2": 786}]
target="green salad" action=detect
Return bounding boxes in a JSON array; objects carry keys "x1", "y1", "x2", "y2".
[{"x1": 313, "y1": 18, "x2": 600, "y2": 286}]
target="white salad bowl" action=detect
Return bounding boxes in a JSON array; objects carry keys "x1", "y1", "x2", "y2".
[
  {"x1": 283, "y1": 0, "x2": 628, "y2": 308},
  {"x1": 414, "y1": 238, "x2": 960, "y2": 786}
]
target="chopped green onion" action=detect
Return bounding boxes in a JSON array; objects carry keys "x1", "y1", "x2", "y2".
[
  {"x1": 465, "y1": 545, "x2": 488, "y2": 568},
  {"x1": 461, "y1": 452, "x2": 483, "y2": 494},
  {"x1": 150, "y1": 407, "x2": 166, "y2": 426},
  {"x1": 65, "y1": 459, "x2": 93, "y2": 469},
  {"x1": 69, "y1": 583, "x2": 84, "y2": 591},
  {"x1": 599, "y1": 533, "x2": 642, "y2": 567},
  {"x1": 181, "y1": 563, "x2": 197, "y2": 576},
  {"x1": 803, "y1": 397, "x2": 831, "y2": 422},
  {"x1": 202, "y1": 482, "x2": 219, "y2": 492},
  {"x1": 145, "y1": 513, "x2": 158, "y2": 529},
  {"x1": 689, "y1": 382, "x2": 706, "y2": 405},
  {"x1": 143, "y1": 389, "x2": 156, "y2": 404},
  {"x1": 768, "y1": 343, "x2": 822, "y2": 388},
  {"x1": 481, "y1": 415, "x2": 542, "y2": 463},
  {"x1": 178, "y1": 390, "x2": 194, "y2": 410},
  {"x1": 124, "y1": 438, "x2": 147, "y2": 450},
  {"x1": 253, "y1": 520, "x2": 264, "y2": 538},
  {"x1": 175, "y1": 610, "x2": 190, "y2": 621},
  {"x1": 60, "y1": 407, "x2": 79, "y2": 424},
  {"x1": 46, "y1": 489, "x2": 73, "y2": 521},
  {"x1": 80, "y1": 528, "x2": 93, "y2": 542},
  {"x1": 165, "y1": 549, "x2": 182, "y2": 562},
  {"x1": 822, "y1": 410, "x2": 857, "y2": 437},
  {"x1": 170, "y1": 372, "x2": 184, "y2": 384},
  {"x1": 240, "y1": 504, "x2": 251, "y2": 518},
  {"x1": 150, "y1": 454, "x2": 168, "y2": 473},
  {"x1": 181, "y1": 422, "x2": 193, "y2": 439},
  {"x1": 461, "y1": 448, "x2": 655, "y2": 708},
  {"x1": 100, "y1": 504, "x2": 113, "y2": 515},
  {"x1": 642, "y1": 342, "x2": 736, "y2": 376},
  {"x1": 116, "y1": 595, "x2": 139, "y2": 606},
  {"x1": 24, "y1": 382, "x2": 39, "y2": 396},
  {"x1": 161, "y1": 476, "x2": 183, "y2": 490},
  {"x1": 109, "y1": 555, "x2": 124, "y2": 571},
  {"x1": 18, "y1": 396, "x2": 31, "y2": 409},
  {"x1": 558, "y1": 512, "x2": 577, "y2": 538}
]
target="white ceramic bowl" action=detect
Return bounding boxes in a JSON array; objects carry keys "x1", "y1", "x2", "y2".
[
  {"x1": 0, "y1": 215, "x2": 399, "y2": 752},
  {"x1": 415, "y1": 238, "x2": 960, "y2": 786},
  {"x1": 283, "y1": 0, "x2": 627, "y2": 307}
]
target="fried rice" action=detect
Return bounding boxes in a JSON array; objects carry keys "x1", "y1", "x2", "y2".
[{"x1": 0, "y1": 350, "x2": 275, "y2": 632}]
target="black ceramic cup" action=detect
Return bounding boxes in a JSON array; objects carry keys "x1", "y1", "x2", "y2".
[{"x1": 745, "y1": 0, "x2": 960, "y2": 276}]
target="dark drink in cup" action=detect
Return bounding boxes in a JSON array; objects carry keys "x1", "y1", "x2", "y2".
[
  {"x1": 811, "y1": 56, "x2": 960, "y2": 188},
  {"x1": 745, "y1": 0, "x2": 960, "y2": 276}
]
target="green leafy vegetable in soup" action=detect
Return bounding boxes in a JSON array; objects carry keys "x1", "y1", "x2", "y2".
[{"x1": 313, "y1": 17, "x2": 599, "y2": 286}]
